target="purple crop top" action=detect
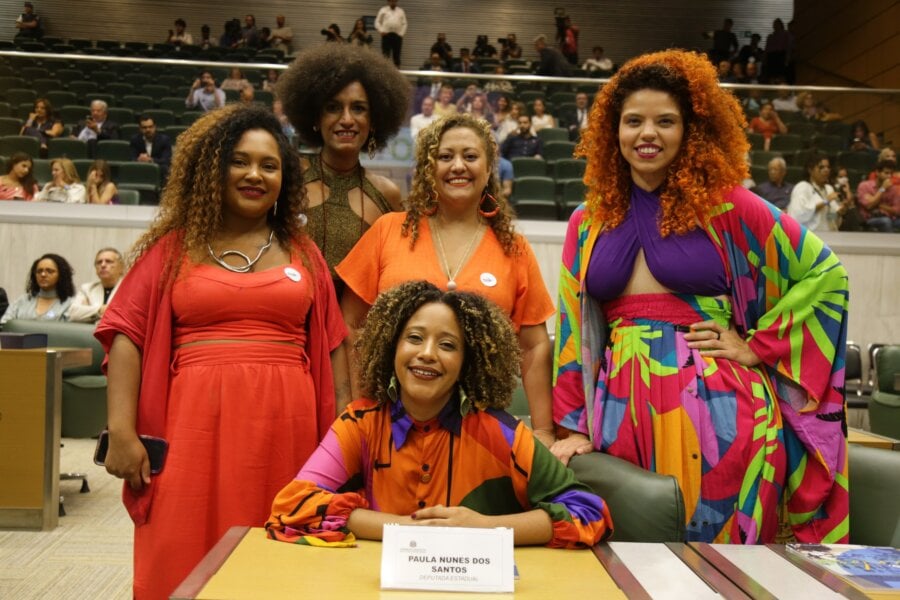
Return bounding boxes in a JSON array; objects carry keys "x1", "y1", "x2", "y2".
[{"x1": 585, "y1": 186, "x2": 728, "y2": 303}]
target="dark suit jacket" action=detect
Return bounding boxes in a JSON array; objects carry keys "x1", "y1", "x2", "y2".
[
  {"x1": 129, "y1": 133, "x2": 173, "y2": 181},
  {"x1": 536, "y1": 48, "x2": 572, "y2": 77}
]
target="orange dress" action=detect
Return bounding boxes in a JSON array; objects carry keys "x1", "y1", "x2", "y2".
[
  {"x1": 131, "y1": 257, "x2": 342, "y2": 599},
  {"x1": 336, "y1": 212, "x2": 554, "y2": 329}
]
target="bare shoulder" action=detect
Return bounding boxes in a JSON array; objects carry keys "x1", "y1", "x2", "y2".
[{"x1": 368, "y1": 173, "x2": 403, "y2": 212}]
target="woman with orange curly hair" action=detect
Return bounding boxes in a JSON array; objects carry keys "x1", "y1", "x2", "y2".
[
  {"x1": 552, "y1": 50, "x2": 849, "y2": 544},
  {"x1": 95, "y1": 104, "x2": 348, "y2": 599},
  {"x1": 337, "y1": 113, "x2": 557, "y2": 448}
]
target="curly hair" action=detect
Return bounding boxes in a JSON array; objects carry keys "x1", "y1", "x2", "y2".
[
  {"x1": 130, "y1": 104, "x2": 309, "y2": 278},
  {"x1": 356, "y1": 281, "x2": 521, "y2": 411},
  {"x1": 404, "y1": 113, "x2": 518, "y2": 254},
  {"x1": 28, "y1": 253, "x2": 75, "y2": 301},
  {"x1": 276, "y1": 43, "x2": 410, "y2": 149},
  {"x1": 577, "y1": 49, "x2": 749, "y2": 236}
]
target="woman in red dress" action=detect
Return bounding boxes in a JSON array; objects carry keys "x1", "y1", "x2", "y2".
[{"x1": 96, "y1": 104, "x2": 348, "y2": 600}]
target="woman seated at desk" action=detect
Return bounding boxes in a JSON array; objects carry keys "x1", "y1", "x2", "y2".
[{"x1": 267, "y1": 281, "x2": 612, "y2": 548}]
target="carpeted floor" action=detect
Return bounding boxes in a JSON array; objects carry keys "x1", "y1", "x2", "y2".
[{"x1": 0, "y1": 438, "x2": 132, "y2": 599}]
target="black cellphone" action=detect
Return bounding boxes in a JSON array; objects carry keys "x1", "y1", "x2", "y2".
[{"x1": 93, "y1": 430, "x2": 168, "y2": 474}]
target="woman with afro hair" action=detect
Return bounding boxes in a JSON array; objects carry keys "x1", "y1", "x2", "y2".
[
  {"x1": 96, "y1": 104, "x2": 348, "y2": 599},
  {"x1": 277, "y1": 42, "x2": 410, "y2": 295},
  {"x1": 551, "y1": 50, "x2": 849, "y2": 545}
]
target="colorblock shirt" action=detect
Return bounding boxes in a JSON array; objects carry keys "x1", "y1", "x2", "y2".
[{"x1": 266, "y1": 397, "x2": 612, "y2": 548}]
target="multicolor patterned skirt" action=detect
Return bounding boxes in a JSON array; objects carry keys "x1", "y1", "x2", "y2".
[{"x1": 592, "y1": 293, "x2": 786, "y2": 543}]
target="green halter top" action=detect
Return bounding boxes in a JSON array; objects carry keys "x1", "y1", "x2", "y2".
[{"x1": 303, "y1": 157, "x2": 392, "y2": 280}]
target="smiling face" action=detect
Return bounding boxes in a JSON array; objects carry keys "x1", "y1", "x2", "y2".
[
  {"x1": 319, "y1": 81, "x2": 370, "y2": 155},
  {"x1": 34, "y1": 258, "x2": 59, "y2": 292},
  {"x1": 618, "y1": 89, "x2": 684, "y2": 191},
  {"x1": 223, "y1": 129, "x2": 282, "y2": 221},
  {"x1": 434, "y1": 126, "x2": 490, "y2": 209},
  {"x1": 394, "y1": 302, "x2": 464, "y2": 420},
  {"x1": 94, "y1": 250, "x2": 123, "y2": 287}
]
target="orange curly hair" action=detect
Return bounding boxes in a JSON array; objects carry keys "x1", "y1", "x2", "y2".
[{"x1": 577, "y1": 50, "x2": 749, "y2": 236}]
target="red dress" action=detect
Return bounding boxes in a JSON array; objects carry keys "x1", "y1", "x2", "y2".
[{"x1": 96, "y1": 237, "x2": 346, "y2": 600}]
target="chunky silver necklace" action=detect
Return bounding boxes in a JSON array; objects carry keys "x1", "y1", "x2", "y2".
[{"x1": 207, "y1": 230, "x2": 275, "y2": 273}]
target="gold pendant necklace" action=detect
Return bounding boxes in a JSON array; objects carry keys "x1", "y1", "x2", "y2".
[{"x1": 431, "y1": 217, "x2": 482, "y2": 291}]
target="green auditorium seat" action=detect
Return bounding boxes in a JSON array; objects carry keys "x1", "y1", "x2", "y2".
[
  {"x1": 837, "y1": 151, "x2": 877, "y2": 174},
  {"x1": 542, "y1": 141, "x2": 576, "y2": 163},
  {"x1": 31, "y1": 158, "x2": 52, "y2": 185},
  {"x1": 106, "y1": 107, "x2": 135, "y2": 126},
  {"x1": 67, "y1": 81, "x2": 99, "y2": 100},
  {"x1": 95, "y1": 140, "x2": 132, "y2": 161},
  {"x1": 0, "y1": 135, "x2": 40, "y2": 157},
  {"x1": 0, "y1": 117, "x2": 21, "y2": 137},
  {"x1": 537, "y1": 127, "x2": 569, "y2": 144},
  {"x1": 769, "y1": 134, "x2": 804, "y2": 152},
  {"x1": 553, "y1": 158, "x2": 586, "y2": 184},
  {"x1": 45, "y1": 90, "x2": 77, "y2": 108},
  {"x1": 21, "y1": 66, "x2": 50, "y2": 80},
  {"x1": 47, "y1": 138, "x2": 88, "y2": 160},
  {"x1": 143, "y1": 109, "x2": 176, "y2": 128},
  {"x1": 811, "y1": 134, "x2": 844, "y2": 154},
  {"x1": 120, "y1": 95, "x2": 155, "y2": 113},
  {"x1": 510, "y1": 157, "x2": 548, "y2": 178},
  {"x1": 59, "y1": 105, "x2": 91, "y2": 125},
  {"x1": 4, "y1": 88, "x2": 36, "y2": 106},
  {"x1": 116, "y1": 188, "x2": 140, "y2": 205},
  {"x1": 31, "y1": 78, "x2": 63, "y2": 96}
]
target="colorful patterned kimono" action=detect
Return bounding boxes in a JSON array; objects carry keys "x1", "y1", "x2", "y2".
[
  {"x1": 553, "y1": 186, "x2": 849, "y2": 544},
  {"x1": 266, "y1": 397, "x2": 612, "y2": 549}
]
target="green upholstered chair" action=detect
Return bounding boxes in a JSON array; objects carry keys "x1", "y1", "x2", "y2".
[
  {"x1": 2, "y1": 320, "x2": 107, "y2": 438},
  {"x1": 569, "y1": 452, "x2": 686, "y2": 542},
  {"x1": 847, "y1": 444, "x2": 900, "y2": 547},
  {"x1": 869, "y1": 345, "x2": 900, "y2": 440}
]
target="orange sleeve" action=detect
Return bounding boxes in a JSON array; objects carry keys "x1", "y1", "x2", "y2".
[{"x1": 334, "y1": 215, "x2": 390, "y2": 305}]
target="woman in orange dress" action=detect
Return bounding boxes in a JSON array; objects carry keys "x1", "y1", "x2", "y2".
[
  {"x1": 337, "y1": 113, "x2": 556, "y2": 448},
  {"x1": 96, "y1": 104, "x2": 348, "y2": 600}
]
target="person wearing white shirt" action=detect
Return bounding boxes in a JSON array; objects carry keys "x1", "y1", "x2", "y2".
[
  {"x1": 375, "y1": 0, "x2": 407, "y2": 66},
  {"x1": 68, "y1": 248, "x2": 125, "y2": 323},
  {"x1": 270, "y1": 15, "x2": 293, "y2": 55},
  {"x1": 34, "y1": 158, "x2": 86, "y2": 203},
  {"x1": 787, "y1": 155, "x2": 842, "y2": 232},
  {"x1": 167, "y1": 19, "x2": 193, "y2": 46},
  {"x1": 186, "y1": 71, "x2": 226, "y2": 112},
  {"x1": 409, "y1": 96, "x2": 437, "y2": 147}
]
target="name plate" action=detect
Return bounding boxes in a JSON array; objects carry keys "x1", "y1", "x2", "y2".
[{"x1": 381, "y1": 524, "x2": 514, "y2": 593}]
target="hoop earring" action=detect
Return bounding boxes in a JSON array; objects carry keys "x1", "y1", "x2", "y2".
[
  {"x1": 458, "y1": 385, "x2": 472, "y2": 416},
  {"x1": 387, "y1": 374, "x2": 399, "y2": 403},
  {"x1": 478, "y1": 191, "x2": 500, "y2": 218},
  {"x1": 367, "y1": 132, "x2": 377, "y2": 159}
]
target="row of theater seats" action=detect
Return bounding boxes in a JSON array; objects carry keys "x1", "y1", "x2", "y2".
[{"x1": 2, "y1": 37, "x2": 287, "y2": 63}]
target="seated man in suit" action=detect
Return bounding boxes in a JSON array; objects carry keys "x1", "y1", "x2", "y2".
[
  {"x1": 560, "y1": 92, "x2": 591, "y2": 141},
  {"x1": 73, "y1": 100, "x2": 120, "y2": 155},
  {"x1": 129, "y1": 115, "x2": 173, "y2": 183},
  {"x1": 67, "y1": 248, "x2": 124, "y2": 323}
]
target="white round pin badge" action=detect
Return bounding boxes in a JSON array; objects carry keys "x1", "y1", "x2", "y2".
[
  {"x1": 284, "y1": 267, "x2": 302, "y2": 282},
  {"x1": 480, "y1": 272, "x2": 497, "y2": 287}
]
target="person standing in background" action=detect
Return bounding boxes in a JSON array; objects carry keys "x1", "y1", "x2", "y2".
[
  {"x1": 15, "y1": 2, "x2": 42, "y2": 39},
  {"x1": 269, "y1": 15, "x2": 293, "y2": 55},
  {"x1": 375, "y1": 0, "x2": 407, "y2": 67}
]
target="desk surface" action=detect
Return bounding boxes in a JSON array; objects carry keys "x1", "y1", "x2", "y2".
[
  {"x1": 173, "y1": 527, "x2": 628, "y2": 599},
  {"x1": 848, "y1": 427, "x2": 900, "y2": 450}
]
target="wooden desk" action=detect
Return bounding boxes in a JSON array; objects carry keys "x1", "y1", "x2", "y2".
[
  {"x1": 848, "y1": 427, "x2": 900, "y2": 450},
  {"x1": 173, "y1": 527, "x2": 629, "y2": 599},
  {"x1": 0, "y1": 347, "x2": 91, "y2": 530}
]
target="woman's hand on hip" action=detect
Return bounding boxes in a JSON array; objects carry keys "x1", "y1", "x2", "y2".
[{"x1": 685, "y1": 320, "x2": 761, "y2": 367}]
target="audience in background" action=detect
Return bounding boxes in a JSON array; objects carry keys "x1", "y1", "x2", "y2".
[
  {"x1": 409, "y1": 95, "x2": 437, "y2": 145},
  {"x1": 129, "y1": 114, "x2": 172, "y2": 183},
  {"x1": 530, "y1": 97, "x2": 556, "y2": 132},
  {"x1": 34, "y1": 158, "x2": 86, "y2": 203},
  {"x1": 492, "y1": 93, "x2": 512, "y2": 126},
  {"x1": 375, "y1": 0, "x2": 407, "y2": 67},
  {"x1": 73, "y1": 100, "x2": 120, "y2": 152},
  {"x1": 186, "y1": 70, "x2": 225, "y2": 112},
  {"x1": 857, "y1": 160, "x2": 899, "y2": 232},
  {"x1": 429, "y1": 32, "x2": 452, "y2": 64},
  {"x1": 751, "y1": 156, "x2": 793, "y2": 210},
  {"x1": 560, "y1": 92, "x2": 591, "y2": 141},
  {"x1": 771, "y1": 83, "x2": 798, "y2": 112},
  {"x1": 473, "y1": 34, "x2": 498, "y2": 58},
  {"x1": 558, "y1": 15, "x2": 580, "y2": 65},
  {"x1": 763, "y1": 18, "x2": 791, "y2": 82},
  {"x1": 20, "y1": 97, "x2": 63, "y2": 157},
  {"x1": 496, "y1": 100, "x2": 525, "y2": 144},
  {"x1": 240, "y1": 14, "x2": 259, "y2": 48},
  {"x1": 534, "y1": 34, "x2": 572, "y2": 77},
  {"x1": 221, "y1": 67, "x2": 250, "y2": 92},
  {"x1": 501, "y1": 115, "x2": 543, "y2": 159},
  {"x1": 85, "y1": 159, "x2": 119, "y2": 205},
  {"x1": 498, "y1": 156, "x2": 514, "y2": 200},
  {"x1": 848, "y1": 120, "x2": 880, "y2": 153},
  {"x1": 14, "y1": 2, "x2": 42, "y2": 39},
  {"x1": 270, "y1": 15, "x2": 293, "y2": 54},
  {"x1": 483, "y1": 65, "x2": 515, "y2": 94},
  {"x1": 198, "y1": 24, "x2": 215, "y2": 49},
  {"x1": 0, "y1": 152, "x2": 40, "y2": 200},
  {"x1": 347, "y1": 18, "x2": 372, "y2": 47},
  {"x1": 708, "y1": 18, "x2": 738, "y2": 64},
  {"x1": 1, "y1": 253, "x2": 75, "y2": 325},
  {"x1": 67, "y1": 247, "x2": 124, "y2": 323},
  {"x1": 271, "y1": 99, "x2": 295, "y2": 143},
  {"x1": 787, "y1": 154, "x2": 846, "y2": 231},
  {"x1": 262, "y1": 69, "x2": 279, "y2": 92},
  {"x1": 432, "y1": 84, "x2": 457, "y2": 118},
  {"x1": 747, "y1": 101, "x2": 788, "y2": 151},
  {"x1": 238, "y1": 84, "x2": 255, "y2": 105},
  {"x1": 736, "y1": 33, "x2": 764, "y2": 66},
  {"x1": 167, "y1": 18, "x2": 192, "y2": 46},
  {"x1": 455, "y1": 48, "x2": 480, "y2": 74},
  {"x1": 582, "y1": 46, "x2": 614, "y2": 74},
  {"x1": 500, "y1": 33, "x2": 522, "y2": 60}
]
